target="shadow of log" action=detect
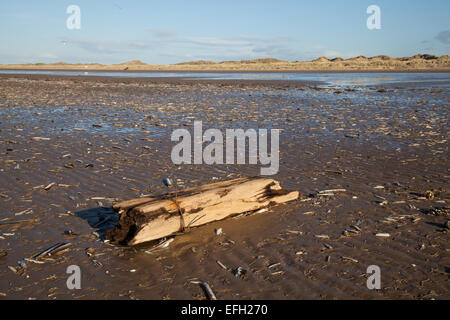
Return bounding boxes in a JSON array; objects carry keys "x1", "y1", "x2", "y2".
[
  {"x1": 75, "y1": 207, "x2": 119, "y2": 240},
  {"x1": 425, "y1": 221, "x2": 448, "y2": 229}
]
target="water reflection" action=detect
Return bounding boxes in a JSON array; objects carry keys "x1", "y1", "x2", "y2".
[{"x1": 0, "y1": 69, "x2": 449, "y2": 87}]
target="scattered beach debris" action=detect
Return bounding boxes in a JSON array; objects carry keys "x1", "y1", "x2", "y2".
[
  {"x1": 216, "y1": 260, "x2": 227, "y2": 270},
  {"x1": 375, "y1": 233, "x2": 391, "y2": 238},
  {"x1": 32, "y1": 242, "x2": 72, "y2": 260},
  {"x1": 232, "y1": 266, "x2": 247, "y2": 279},
  {"x1": 24, "y1": 258, "x2": 45, "y2": 264},
  {"x1": 344, "y1": 225, "x2": 361, "y2": 236},
  {"x1": 421, "y1": 207, "x2": 449, "y2": 217},
  {"x1": 93, "y1": 259, "x2": 103, "y2": 268},
  {"x1": 215, "y1": 228, "x2": 222, "y2": 236},
  {"x1": 342, "y1": 256, "x2": 358, "y2": 263},
  {"x1": 1, "y1": 70, "x2": 449, "y2": 300},
  {"x1": 85, "y1": 247, "x2": 96, "y2": 257},
  {"x1": 144, "y1": 238, "x2": 174, "y2": 254},
  {"x1": 381, "y1": 214, "x2": 420, "y2": 225},
  {"x1": 92, "y1": 231, "x2": 101, "y2": 238},
  {"x1": 17, "y1": 260, "x2": 27, "y2": 269},
  {"x1": 0, "y1": 218, "x2": 39, "y2": 226},
  {"x1": 286, "y1": 230, "x2": 303, "y2": 235},
  {"x1": 425, "y1": 190, "x2": 435, "y2": 200},
  {"x1": 31, "y1": 137, "x2": 50, "y2": 141},
  {"x1": 8, "y1": 266, "x2": 18, "y2": 274},
  {"x1": 14, "y1": 208, "x2": 33, "y2": 216},
  {"x1": 268, "y1": 262, "x2": 281, "y2": 269},
  {"x1": 190, "y1": 281, "x2": 217, "y2": 300},
  {"x1": 63, "y1": 230, "x2": 78, "y2": 236},
  {"x1": 318, "y1": 192, "x2": 335, "y2": 197},
  {"x1": 157, "y1": 238, "x2": 174, "y2": 248},
  {"x1": 318, "y1": 189, "x2": 346, "y2": 194},
  {"x1": 162, "y1": 178, "x2": 172, "y2": 187},
  {"x1": 44, "y1": 182, "x2": 56, "y2": 191}
]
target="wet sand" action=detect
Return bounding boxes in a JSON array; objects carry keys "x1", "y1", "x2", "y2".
[{"x1": 0, "y1": 74, "x2": 448, "y2": 300}]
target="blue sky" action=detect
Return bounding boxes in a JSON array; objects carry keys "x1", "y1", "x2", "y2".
[{"x1": 0, "y1": 0, "x2": 449, "y2": 64}]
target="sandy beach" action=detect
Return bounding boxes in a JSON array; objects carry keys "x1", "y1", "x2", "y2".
[{"x1": 0, "y1": 73, "x2": 448, "y2": 300}]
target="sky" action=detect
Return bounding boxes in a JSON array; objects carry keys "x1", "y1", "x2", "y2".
[{"x1": 0, "y1": 0, "x2": 449, "y2": 64}]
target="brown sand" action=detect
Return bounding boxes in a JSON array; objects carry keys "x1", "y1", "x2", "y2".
[
  {"x1": 1, "y1": 54, "x2": 449, "y2": 72},
  {"x1": 0, "y1": 74, "x2": 448, "y2": 300}
]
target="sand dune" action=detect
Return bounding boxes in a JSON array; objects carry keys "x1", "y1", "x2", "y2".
[{"x1": 0, "y1": 54, "x2": 449, "y2": 72}]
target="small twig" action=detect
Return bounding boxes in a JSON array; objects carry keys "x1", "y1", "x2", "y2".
[
  {"x1": 0, "y1": 219, "x2": 39, "y2": 226},
  {"x1": 32, "y1": 242, "x2": 72, "y2": 260},
  {"x1": 216, "y1": 260, "x2": 228, "y2": 270},
  {"x1": 190, "y1": 281, "x2": 217, "y2": 300}
]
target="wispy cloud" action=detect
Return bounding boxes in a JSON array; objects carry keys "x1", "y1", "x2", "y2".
[
  {"x1": 151, "y1": 29, "x2": 178, "y2": 40},
  {"x1": 62, "y1": 38, "x2": 152, "y2": 55},
  {"x1": 187, "y1": 37, "x2": 251, "y2": 47},
  {"x1": 435, "y1": 30, "x2": 450, "y2": 45},
  {"x1": 148, "y1": 33, "x2": 306, "y2": 61},
  {"x1": 39, "y1": 53, "x2": 58, "y2": 59},
  {"x1": 60, "y1": 31, "x2": 357, "y2": 63}
]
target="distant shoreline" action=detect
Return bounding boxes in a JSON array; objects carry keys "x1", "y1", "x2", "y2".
[
  {"x1": 1, "y1": 68, "x2": 450, "y2": 73},
  {"x1": 1, "y1": 54, "x2": 449, "y2": 73}
]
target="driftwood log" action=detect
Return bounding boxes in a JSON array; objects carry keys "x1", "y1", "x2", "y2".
[{"x1": 105, "y1": 177, "x2": 299, "y2": 245}]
